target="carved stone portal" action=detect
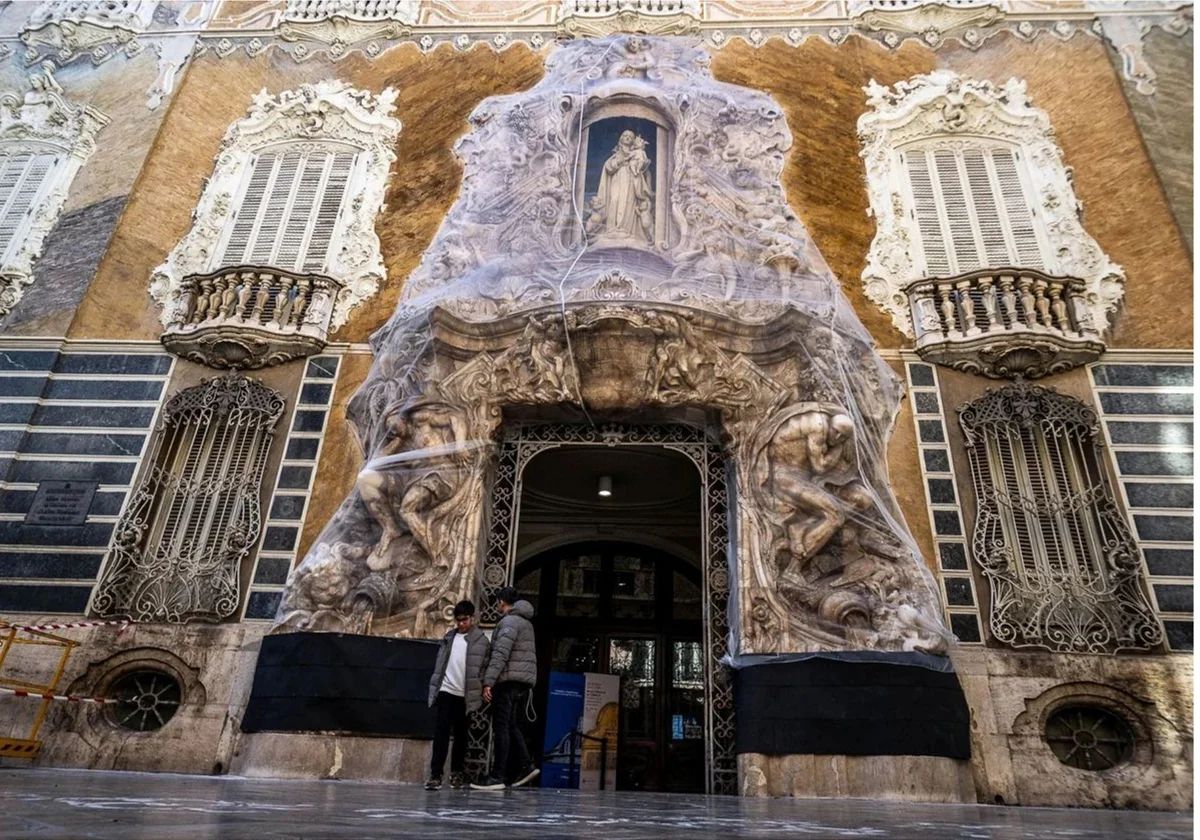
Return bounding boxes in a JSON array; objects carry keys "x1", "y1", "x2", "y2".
[{"x1": 274, "y1": 36, "x2": 951, "y2": 656}]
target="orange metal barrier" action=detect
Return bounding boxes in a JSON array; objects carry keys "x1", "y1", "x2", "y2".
[{"x1": 0, "y1": 622, "x2": 78, "y2": 759}]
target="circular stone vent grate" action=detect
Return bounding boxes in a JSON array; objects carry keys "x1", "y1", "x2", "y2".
[
  {"x1": 1044, "y1": 706, "x2": 1134, "y2": 771},
  {"x1": 108, "y1": 670, "x2": 182, "y2": 732}
]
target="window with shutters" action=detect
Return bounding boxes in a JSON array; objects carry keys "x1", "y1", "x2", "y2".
[
  {"x1": 92, "y1": 375, "x2": 285, "y2": 623},
  {"x1": 215, "y1": 145, "x2": 357, "y2": 274},
  {"x1": 901, "y1": 142, "x2": 1047, "y2": 277},
  {"x1": 858, "y1": 70, "x2": 1124, "y2": 342},
  {"x1": 0, "y1": 66, "x2": 107, "y2": 318},
  {"x1": 958, "y1": 383, "x2": 1163, "y2": 653},
  {"x1": 0, "y1": 151, "x2": 58, "y2": 266},
  {"x1": 152, "y1": 81, "x2": 400, "y2": 339}
]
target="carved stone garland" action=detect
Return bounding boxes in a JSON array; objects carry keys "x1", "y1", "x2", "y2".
[
  {"x1": 857, "y1": 70, "x2": 1125, "y2": 339},
  {"x1": 958, "y1": 382, "x2": 1163, "y2": 653},
  {"x1": 20, "y1": 0, "x2": 155, "y2": 67},
  {"x1": 93, "y1": 374, "x2": 285, "y2": 624},
  {"x1": 150, "y1": 80, "x2": 401, "y2": 337},
  {"x1": 0, "y1": 64, "x2": 108, "y2": 319}
]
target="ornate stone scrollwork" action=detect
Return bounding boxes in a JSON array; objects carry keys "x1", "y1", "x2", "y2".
[
  {"x1": 0, "y1": 64, "x2": 109, "y2": 319},
  {"x1": 151, "y1": 80, "x2": 400, "y2": 368},
  {"x1": 279, "y1": 0, "x2": 419, "y2": 52},
  {"x1": 275, "y1": 37, "x2": 950, "y2": 657},
  {"x1": 858, "y1": 70, "x2": 1125, "y2": 352},
  {"x1": 20, "y1": 0, "x2": 155, "y2": 67},
  {"x1": 958, "y1": 382, "x2": 1164, "y2": 653},
  {"x1": 557, "y1": 0, "x2": 701, "y2": 38}
]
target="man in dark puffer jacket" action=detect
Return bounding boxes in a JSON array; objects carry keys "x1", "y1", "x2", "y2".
[{"x1": 471, "y1": 587, "x2": 539, "y2": 790}]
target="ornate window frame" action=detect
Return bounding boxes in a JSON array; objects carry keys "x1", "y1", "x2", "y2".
[
  {"x1": 957, "y1": 382, "x2": 1163, "y2": 653},
  {"x1": 92, "y1": 374, "x2": 285, "y2": 623},
  {"x1": 150, "y1": 80, "x2": 401, "y2": 332},
  {"x1": 0, "y1": 64, "x2": 108, "y2": 318},
  {"x1": 858, "y1": 70, "x2": 1124, "y2": 337}
]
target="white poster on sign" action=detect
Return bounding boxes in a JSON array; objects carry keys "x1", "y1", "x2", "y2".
[{"x1": 579, "y1": 671, "x2": 620, "y2": 791}]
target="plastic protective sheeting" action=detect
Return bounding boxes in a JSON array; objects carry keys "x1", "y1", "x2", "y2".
[{"x1": 275, "y1": 36, "x2": 954, "y2": 658}]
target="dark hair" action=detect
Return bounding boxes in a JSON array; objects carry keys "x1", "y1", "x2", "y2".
[
  {"x1": 453, "y1": 599, "x2": 475, "y2": 618},
  {"x1": 496, "y1": 586, "x2": 519, "y2": 605}
]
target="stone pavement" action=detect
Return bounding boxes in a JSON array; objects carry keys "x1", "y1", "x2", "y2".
[{"x1": 1, "y1": 768, "x2": 1192, "y2": 839}]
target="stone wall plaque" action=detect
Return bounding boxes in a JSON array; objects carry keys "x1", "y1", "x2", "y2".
[{"x1": 26, "y1": 480, "x2": 97, "y2": 526}]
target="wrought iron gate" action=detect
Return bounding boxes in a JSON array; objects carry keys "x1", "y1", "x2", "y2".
[{"x1": 466, "y1": 423, "x2": 737, "y2": 795}]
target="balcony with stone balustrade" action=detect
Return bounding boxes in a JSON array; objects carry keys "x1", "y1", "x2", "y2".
[
  {"x1": 160, "y1": 266, "x2": 342, "y2": 370},
  {"x1": 906, "y1": 267, "x2": 1105, "y2": 379}
]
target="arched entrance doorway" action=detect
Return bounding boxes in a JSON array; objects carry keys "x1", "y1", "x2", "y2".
[
  {"x1": 515, "y1": 541, "x2": 705, "y2": 792},
  {"x1": 474, "y1": 422, "x2": 738, "y2": 794}
]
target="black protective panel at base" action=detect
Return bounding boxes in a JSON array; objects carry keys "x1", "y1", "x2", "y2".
[
  {"x1": 240, "y1": 632, "x2": 439, "y2": 738},
  {"x1": 733, "y1": 653, "x2": 971, "y2": 759}
]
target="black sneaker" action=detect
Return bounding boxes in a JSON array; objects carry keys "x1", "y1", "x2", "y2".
[
  {"x1": 448, "y1": 772, "x2": 465, "y2": 789},
  {"x1": 424, "y1": 776, "x2": 442, "y2": 791},
  {"x1": 470, "y1": 775, "x2": 506, "y2": 791},
  {"x1": 511, "y1": 766, "x2": 540, "y2": 788}
]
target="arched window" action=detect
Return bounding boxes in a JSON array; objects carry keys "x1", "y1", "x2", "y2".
[
  {"x1": 958, "y1": 383, "x2": 1163, "y2": 653},
  {"x1": 92, "y1": 375, "x2": 284, "y2": 623},
  {"x1": 151, "y1": 81, "x2": 400, "y2": 334},
  {"x1": 858, "y1": 71, "x2": 1122, "y2": 339},
  {"x1": 0, "y1": 66, "x2": 107, "y2": 318},
  {"x1": 578, "y1": 101, "x2": 672, "y2": 249}
]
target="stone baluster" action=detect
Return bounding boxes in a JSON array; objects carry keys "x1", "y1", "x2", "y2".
[
  {"x1": 250, "y1": 272, "x2": 272, "y2": 324},
  {"x1": 271, "y1": 273, "x2": 296, "y2": 328},
  {"x1": 937, "y1": 281, "x2": 959, "y2": 338},
  {"x1": 1048, "y1": 281, "x2": 1070, "y2": 333},
  {"x1": 219, "y1": 273, "x2": 238, "y2": 321},
  {"x1": 206, "y1": 275, "x2": 224, "y2": 322},
  {"x1": 234, "y1": 274, "x2": 253, "y2": 321},
  {"x1": 1033, "y1": 278, "x2": 1052, "y2": 328},
  {"x1": 955, "y1": 278, "x2": 978, "y2": 335},
  {"x1": 1017, "y1": 274, "x2": 1037, "y2": 329},
  {"x1": 192, "y1": 275, "x2": 212, "y2": 324},
  {"x1": 979, "y1": 275, "x2": 999, "y2": 333},
  {"x1": 997, "y1": 274, "x2": 1017, "y2": 329},
  {"x1": 291, "y1": 275, "x2": 313, "y2": 328}
]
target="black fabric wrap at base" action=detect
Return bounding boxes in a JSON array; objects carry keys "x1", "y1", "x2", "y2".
[
  {"x1": 240, "y1": 632, "x2": 438, "y2": 738},
  {"x1": 732, "y1": 653, "x2": 971, "y2": 759}
]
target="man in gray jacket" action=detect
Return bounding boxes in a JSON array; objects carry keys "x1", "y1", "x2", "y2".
[
  {"x1": 471, "y1": 587, "x2": 539, "y2": 790},
  {"x1": 426, "y1": 599, "x2": 489, "y2": 790}
]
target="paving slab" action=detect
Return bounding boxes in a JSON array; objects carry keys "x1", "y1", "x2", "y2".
[{"x1": 1, "y1": 768, "x2": 1192, "y2": 840}]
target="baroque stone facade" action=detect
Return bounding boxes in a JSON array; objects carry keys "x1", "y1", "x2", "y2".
[{"x1": 0, "y1": 0, "x2": 1190, "y2": 814}]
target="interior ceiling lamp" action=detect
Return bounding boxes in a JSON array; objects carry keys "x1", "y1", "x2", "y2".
[{"x1": 597, "y1": 475, "x2": 613, "y2": 498}]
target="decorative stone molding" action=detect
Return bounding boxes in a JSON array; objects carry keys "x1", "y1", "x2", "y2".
[
  {"x1": 557, "y1": 0, "x2": 701, "y2": 37},
  {"x1": 279, "y1": 0, "x2": 419, "y2": 50},
  {"x1": 20, "y1": 0, "x2": 156, "y2": 66},
  {"x1": 908, "y1": 268, "x2": 1105, "y2": 379},
  {"x1": 150, "y1": 79, "x2": 400, "y2": 365},
  {"x1": 160, "y1": 265, "x2": 343, "y2": 369},
  {"x1": 958, "y1": 383, "x2": 1164, "y2": 654},
  {"x1": 0, "y1": 64, "x2": 109, "y2": 319},
  {"x1": 850, "y1": 0, "x2": 1004, "y2": 49},
  {"x1": 858, "y1": 70, "x2": 1124, "y2": 374}
]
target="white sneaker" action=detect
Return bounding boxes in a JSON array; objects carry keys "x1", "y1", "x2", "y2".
[{"x1": 511, "y1": 767, "x2": 540, "y2": 788}]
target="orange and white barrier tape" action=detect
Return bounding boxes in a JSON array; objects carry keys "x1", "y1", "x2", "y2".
[
  {"x1": 0, "y1": 685, "x2": 119, "y2": 704},
  {"x1": 0, "y1": 619, "x2": 131, "y2": 633}
]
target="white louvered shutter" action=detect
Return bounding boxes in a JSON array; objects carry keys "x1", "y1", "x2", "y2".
[
  {"x1": 903, "y1": 144, "x2": 1046, "y2": 275},
  {"x1": 0, "y1": 153, "x2": 57, "y2": 264},
  {"x1": 219, "y1": 148, "x2": 357, "y2": 272}
]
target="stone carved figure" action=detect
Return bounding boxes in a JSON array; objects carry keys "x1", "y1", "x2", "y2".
[
  {"x1": 589, "y1": 129, "x2": 654, "y2": 243},
  {"x1": 274, "y1": 37, "x2": 951, "y2": 659}
]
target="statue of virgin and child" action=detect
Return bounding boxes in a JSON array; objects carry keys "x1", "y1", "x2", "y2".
[{"x1": 586, "y1": 129, "x2": 654, "y2": 244}]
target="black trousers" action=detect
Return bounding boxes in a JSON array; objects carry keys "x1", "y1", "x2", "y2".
[
  {"x1": 430, "y1": 691, "x2": 467, "y2": 777},
  {"x1": 490, "y1": 681, "x2": 532, "y2": 782}
]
